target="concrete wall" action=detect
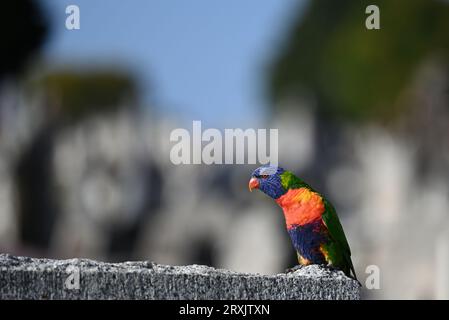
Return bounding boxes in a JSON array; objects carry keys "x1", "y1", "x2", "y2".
[{"x1": 0, "y1": 254, "x2": 360, "y2": 299}]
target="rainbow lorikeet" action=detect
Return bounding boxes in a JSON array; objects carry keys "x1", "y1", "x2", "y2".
[{"x1": 249, "y1": 165, "x2": 357, "y2": 280}]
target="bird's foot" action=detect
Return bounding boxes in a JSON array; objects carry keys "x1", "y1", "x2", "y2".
[
  {"x1": 321, "y1": 265, "x2": 362, "y2": 286},
  {"x1": 285, "y1": 265, "x2": 304, "y2": 273},
  {"x1": 321, "y1": 264, "x2": 339, "y2": 272}
]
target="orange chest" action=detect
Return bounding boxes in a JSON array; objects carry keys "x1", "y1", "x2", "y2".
[{"x1": 275, "y1": 188, "x2": 325, "y2": 229}]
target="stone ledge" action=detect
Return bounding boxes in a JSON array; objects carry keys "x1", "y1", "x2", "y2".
[{"x1": 0, "y1": 254, "x2": 360, "y2": 300}]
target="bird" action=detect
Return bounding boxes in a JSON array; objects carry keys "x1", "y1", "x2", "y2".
[{"x1": 248, "y1": 165, "x2": 357, "y2": 281}]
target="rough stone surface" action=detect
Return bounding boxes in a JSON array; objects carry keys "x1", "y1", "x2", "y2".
[{"x1": 0, "y1": 254, "x2": 360, "y2": 300}]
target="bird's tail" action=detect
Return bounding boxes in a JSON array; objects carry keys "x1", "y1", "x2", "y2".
[{"x1": 348, "y1": 259, "x2": 361, "y2": 287}]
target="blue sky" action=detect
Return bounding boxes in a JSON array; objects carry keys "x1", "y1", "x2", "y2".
[{"x1": 41, "y1": 0, "x2": 304, "y2": 127}]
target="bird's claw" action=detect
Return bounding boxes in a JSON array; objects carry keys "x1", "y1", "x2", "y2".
[
  {"x1": 321, "y1": 264, "x2": 362, "y2": 286},
  {"x1": 285, "y1": 265, "x2": 304, "y2": 273},
  {"x1": 321, "y1": 264, "x2": 339, "y2": 272}
]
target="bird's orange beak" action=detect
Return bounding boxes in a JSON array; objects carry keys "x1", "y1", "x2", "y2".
[{"x1": 248, "y1": 177, "x2": 259, "y2": 192}]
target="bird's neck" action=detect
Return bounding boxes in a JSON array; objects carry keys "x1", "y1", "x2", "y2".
[{"x1": 275, "y1": 187, "x2": 325, "y2": 229}]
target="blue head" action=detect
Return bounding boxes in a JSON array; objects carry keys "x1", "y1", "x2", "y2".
[{"x1": 248, "y1": 165, "x2": 287, "y2": 200}]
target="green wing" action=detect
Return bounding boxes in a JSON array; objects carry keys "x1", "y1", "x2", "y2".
[{"x1": 322, "y1": 199, "x2": 357, "y2": 280}]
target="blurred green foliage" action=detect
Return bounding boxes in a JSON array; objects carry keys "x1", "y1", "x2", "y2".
[
  {"x1": 34, "y1": 70, "x2": 138, "y2": 122},
  {"x1": 270, "y1": 0, "x2": 449, "y2": 122}
]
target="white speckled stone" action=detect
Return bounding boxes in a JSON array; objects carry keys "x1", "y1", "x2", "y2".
[{"x1": 0, "y1": 254, "x2": 360, "y2": 300}]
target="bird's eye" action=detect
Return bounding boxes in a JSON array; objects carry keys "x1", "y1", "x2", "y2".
[{"x1": 260, "y1": 174, "x2": 269, "y2": 179}]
